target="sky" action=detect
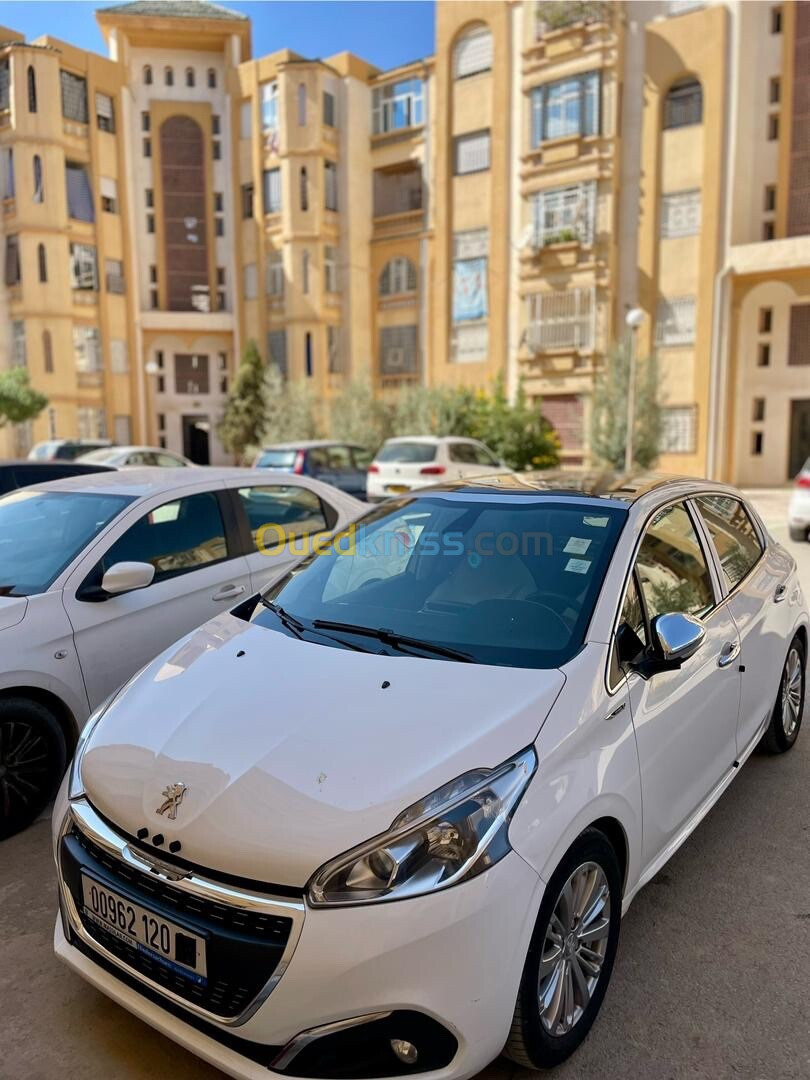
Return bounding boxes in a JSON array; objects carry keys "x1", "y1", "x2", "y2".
[{"x1": 0, "y1": 0, "x2": 436, "y2": 70}]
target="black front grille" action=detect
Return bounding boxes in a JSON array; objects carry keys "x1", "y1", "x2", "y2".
[{"x1": 61, "y1": 826, "x2": 294, "y2": 1019}]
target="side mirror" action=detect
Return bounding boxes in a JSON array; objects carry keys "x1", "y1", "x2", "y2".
[
  {"x1": 652, "y1": 617, "x2": 704, "y2": 665},
  {"x1": 101, "y1": 561, "x2": 155, "y2": 596}
]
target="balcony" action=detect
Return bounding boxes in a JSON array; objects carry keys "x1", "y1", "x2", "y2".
[
  {"x1": 525, "y1": 287, "x2": 596, "y2": 353},
  {"x1": 373, "y1": 164, "x2": 425, "y2": 231},
  {"x1": 535, "y1": 1, "x2": 611, "y2": 35},
  {"x1": 527, "y1": 3, "x2": 616, "y2": 75}
]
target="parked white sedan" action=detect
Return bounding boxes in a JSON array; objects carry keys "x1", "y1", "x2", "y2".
[
  {"x1": 77, "y1": 445, "x2": 194, "y2": 468},
  {"x1": 788, "y1": 456, "x2": 810, "y2": 541},
  {"x1": 53, "y1": 473, "x2": 806, "y2": 1078},
  {"x1": 0, "y1": 468, "x2": 361, "y2": 838},
  {"x1": 366, "y1": 435, "x2": 511, "y2": 500}
]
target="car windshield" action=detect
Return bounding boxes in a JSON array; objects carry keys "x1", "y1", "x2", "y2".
[
  {"x1": 0, "y1": 490, "x2": 133, "y2": 596},
  {"x1": 376, "y1": 442, "x2": 437, "y2": 464},
  {"x1": 256, "y1": 450, "x2": 298, "y2": 469},
  {"x1": 251, "y1": 494, "x2": 627, "y2": 669}
]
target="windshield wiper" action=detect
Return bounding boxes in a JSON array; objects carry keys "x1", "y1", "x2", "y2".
[
  {"x1": 311, "y1": 619, "x2": 475, "y2": 663},
  {"x1": 259, "y1": 599, "x2": 371, "y2": 653}
]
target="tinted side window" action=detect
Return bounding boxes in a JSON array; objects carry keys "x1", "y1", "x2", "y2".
[
  {"x1": 636, "y1": 502, "x2": 714, "y2": 619},
  {"x1": 326, "y1": 446, "x2": 352, "y2": 468},
  {"x1": 352, "y1": 447, "x2": 373, "y2": 469},
  {"x1": 448, "y1": 442, "x2": 477, "y2": 464},
  {"x1": 619, "y1": 574, "x2": 647, "y2": 648},
  {"x1": 473, "y1": 443, "x2": 499, "y2": 466},
  {"x1": 102, "y1": 492, "x2": 228, "y2": 581},
  {"x1": 611, "y1": 572, "x2": 648, "y2": 683},
  {"x1": 695, "y1": 495, "x2": 763, "y2": 590},
  {"x1": 237, "y1": 485, "x2": 327, "y2": 550}
]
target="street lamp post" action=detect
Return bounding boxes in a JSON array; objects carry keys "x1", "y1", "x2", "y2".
[{"x1": 624, "y1": 307, "x2": 644, "y2": 474}]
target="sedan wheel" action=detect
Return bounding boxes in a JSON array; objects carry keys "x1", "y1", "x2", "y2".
[
  {"x1": 538, "y1": 862, "x2": 611, "y2": 1036},
  {"x1": 760, "y1": 636, "x2": 805, "y2": 755},
  {"x1": 504, "y1": 828, "x2": 621, "y2": 1069},
  {"x1": 781, "y1": 647, "x2": 803, "y2": 738},
  {"x1": 0, "y1": 698, "x2": 66, "y2": 841}
]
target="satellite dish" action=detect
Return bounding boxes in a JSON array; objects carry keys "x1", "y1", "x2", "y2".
[{"x1": 517, "y1": 223, "x2": 535, "y2": 251}]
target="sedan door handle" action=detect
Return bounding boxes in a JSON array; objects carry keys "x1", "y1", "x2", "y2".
[
  {"x1": 212, "y1": 584, "x2": 246, "y2": 602},
  {"x1": 774, "y1": 583, "x2": 788, "y2": 603},
  {"x1": 718, "y1": 640, "x2": 740, "y2": 668}
]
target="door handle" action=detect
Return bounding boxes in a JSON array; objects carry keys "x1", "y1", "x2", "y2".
[
  {"x1": 212, "y1": 584, "x2": 246, "y2": 602},
  {"x1": 718, "y1": 640, "x2": 740, "y2": 668},
  {"x1": 774, "y1": 582, "x2": 787, "y2": 603},
  {"x1": 603, "y1": 701, "x2": 626, "y2": 721}
]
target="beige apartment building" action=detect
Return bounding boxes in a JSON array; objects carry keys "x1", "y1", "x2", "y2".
[{"x1": 0, "y1": 0, "x2": 807, "y2": 482}]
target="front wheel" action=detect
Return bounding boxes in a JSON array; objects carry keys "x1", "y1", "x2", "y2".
[
  {"x1": 760, "y1": 638, "x2": 805, "y2": 754},
  {"x1": 504, "y1": 829, "x2": 622, "y2": 1069},
  {"x1": 0, "y1": 697, "x2": 67, "y2": 840}
]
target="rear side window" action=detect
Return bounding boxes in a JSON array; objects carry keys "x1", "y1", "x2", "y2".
[
  {"x1": 376, "y1": 442, "x2": 437, "y2": 464},
  {"x1": 635, "y1": 502, "x2": 715, "y2": 620},
  {"x1": 237, "y1": 485, "x2": 327, "y2": 550},
  {"x1": 448, "y1": 442, "x2": 478, "y2": 464},
  {"x1": 695, "y1": 495, "x2": 763, "y2": 590},
  {"x1": 101, "y1": 492, "x2": 228, "y2": 582}
]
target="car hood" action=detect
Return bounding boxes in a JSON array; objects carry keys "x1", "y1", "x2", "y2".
[
  {"x1": 0, "y1": 595, "x2": 28, "y2": 632},
  {"x1": 81, "y1": 612, "x2": 565, "y2": 887}
]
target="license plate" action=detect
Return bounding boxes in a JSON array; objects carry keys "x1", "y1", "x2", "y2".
[
  {"x1": 386, "y1": 484, "x2": 409, "y2": 494},
  {"x1": 81, "y1": 873, "x2": 207, "y2": 985}
]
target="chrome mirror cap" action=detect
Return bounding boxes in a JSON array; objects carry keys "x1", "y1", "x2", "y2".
[{"x1": 652, "y1": 611, "x2": 706, "y2": 663}]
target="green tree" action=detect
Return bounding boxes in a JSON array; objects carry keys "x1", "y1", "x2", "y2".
[
  {"x1": 217, "y1": 340, "x2": 269, "y2": 464},
  {"x1": 590, "y1": 342, "x2": 662, "y2": 471},
  {"x1": 329, "y1": 379, "x2": 392, "y2": 450},
  {"x1": 0, "y1": 367, "x2": 48, "y2": 432},
  {"x1": 262, "y1": 365, "x2": 320, "y2": 444}
]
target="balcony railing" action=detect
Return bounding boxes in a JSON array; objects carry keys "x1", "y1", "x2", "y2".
[
  {"x1": 535, "y1": 1, "x2": 611, "y2": 35},
  {"x1": 373, "y1": 168, "x2": 424, "y2": 218}
]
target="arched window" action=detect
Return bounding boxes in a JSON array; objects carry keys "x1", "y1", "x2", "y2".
[
  {"x1": 143, "y1": 64, "x2": 153, "y2": 85},
  {"x1": 298, "y1": 83, "x2": 307, "y2": 126},
  {"x1": 379, "y1": 256, "x2": 417, "y2": 296},
  {"x1": 185, "y1": 67, "x2": 195, "y2": 88},
  {"x1": 299, "y1": 166, "x2": 308, "y2": 211},
  {"x1": 664, "y1": 77, "x2": 703, "y2": 129},
  {"x1": 164, "y1": 66, "x2": 174, "y2": 87},
  {"x1": 27, "y1": 65, "x2": 37, "y2": 112},
  {"x1": 207, "y1": 68, "x2": 216, "y2": 89},
  {"x1": 37, "y1": 243, "x2": 47, "y2": 282},
  {"x1": 453, "y1": 24, "x2": 493, "y2": 79},
  {"x1": 42, "y1": 329, "x2": 53, "y2": 373},
  {"x1": 32, "y1": 154, "x2": 43, "y2": 202}
]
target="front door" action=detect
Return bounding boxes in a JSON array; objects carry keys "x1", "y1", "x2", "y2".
[
  {"x1": 789, "y1": 400, "x2": 810, "y2": 479},
  {"x1": 183, "y1": 414, "x2": 210, "y2": 465},
  {"x1": 622, "y1": 501, "x2": 741, "y2": 870},
  {"x1": 63, "y1": 488, "x2": 251, "y2": 707}
]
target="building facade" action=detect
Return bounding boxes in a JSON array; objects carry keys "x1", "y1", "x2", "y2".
[{"x1": 0, "y1": 0, "x2": 807, "y2": 481}]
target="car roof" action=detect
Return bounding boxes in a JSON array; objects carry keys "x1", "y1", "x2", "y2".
[
  {"x1": 413, "y1": 470, "x2": 741, "y2": 505},
  {"x1": 381, "y1": 435, "x2": 481, "y2": 445},
  {"x1": 260, "y1": 440, "x2": 363, "y2": 451},
  {"x1": 23, "y1": 466, "x2": 281, "y2": 498}
]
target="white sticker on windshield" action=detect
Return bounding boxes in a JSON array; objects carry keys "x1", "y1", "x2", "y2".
[
  {"x1": 583, "y1": 515, "x2": 609, "y2": 528},
  {"x1": 565, "y1": 558, "x2": 591, "y2": 574},
  {"x1": 564, "y1": 537, "x2": 591, "y2": 555}
]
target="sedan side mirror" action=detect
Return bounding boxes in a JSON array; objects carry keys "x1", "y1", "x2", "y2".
[
  {"x1": 101, "y1": 561, "x2": 155, "y2": 596},
  {"x1": 653, "y1": 612, "x2": 706, "y2": 663}
]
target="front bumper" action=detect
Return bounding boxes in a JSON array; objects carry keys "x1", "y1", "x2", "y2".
[{"x1": 53, "y1": 796, "x2": 543, "y2": 1080}]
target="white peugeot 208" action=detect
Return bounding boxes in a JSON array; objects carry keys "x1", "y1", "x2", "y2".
[{"x1": 53, "y1": 473, "x2": 807, "y2": 1079}]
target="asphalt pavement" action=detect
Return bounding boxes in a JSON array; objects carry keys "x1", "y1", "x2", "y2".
[{"x1": 1, "y1": 489, "x2": 808, "y2": 1080}]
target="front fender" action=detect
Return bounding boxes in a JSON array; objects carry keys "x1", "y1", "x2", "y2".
[{"x1": 508, "y1": 643, "x2": 643, "y2": 903}]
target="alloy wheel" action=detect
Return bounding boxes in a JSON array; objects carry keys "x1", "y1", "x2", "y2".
[
  {"x1": 537, "y1": 861, "x2": 611, "y2": 1036},
  {"x1": 781, "y1": 647, "x2": 803, "y2": 738},
  {"x1": 0, "y1": 719, "x2": 49, "y2": 821}
]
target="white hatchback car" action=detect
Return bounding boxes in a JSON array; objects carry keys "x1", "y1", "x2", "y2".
[
  {"x1": 53, "y1": 473, "x2": 807, "y2": 1078},
  {"x1": 77, "y1": 445, "x2": 194, "y2": 468},
  {"x1": 366, "y1": 435, "x2": 511, "y2": 501},
  {"x1": 0, "y1": 468, "x2": 361, "y2": 838}
]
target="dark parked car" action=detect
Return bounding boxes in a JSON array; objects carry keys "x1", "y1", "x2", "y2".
[
  {"x1": 0, "y1": 461, "x2": 114, "y2": 497},
  {"x1": 28, "y1": 439, "x2": 113, "y2": 461},
  {"x1": 253, "y1": 440, "x2": 372, "y2": 500}
]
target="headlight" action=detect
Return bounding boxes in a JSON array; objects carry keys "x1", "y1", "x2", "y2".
[
  {"x1": 68, "y1": 692, "x2": 119, "y2": 800},
  {"x1": 308, "y1": 746, "x2": 536, "y2": 906}
]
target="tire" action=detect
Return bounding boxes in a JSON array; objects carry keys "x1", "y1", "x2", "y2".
[
  {"x1": 760, "y1": 637, "x2": 806, "y2": 755},
  {"x1": 789, "y1": 526, "x2": 808, "y2": 543},
  {"x1": 504, "y1": 828, "x2": 622, "y2": 1070},
  {"x1": 0, "y1": 697, "x2": 67, "y2": 841}
]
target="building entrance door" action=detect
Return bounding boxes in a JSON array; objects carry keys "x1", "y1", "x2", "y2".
[{"x1": 182, "y1": 414, "x2": 210, "y2": 465}]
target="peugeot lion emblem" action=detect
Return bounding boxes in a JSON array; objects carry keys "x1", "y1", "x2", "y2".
[{"x1": 156, "y1": 783, "x2": 187, "y2": 820}]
